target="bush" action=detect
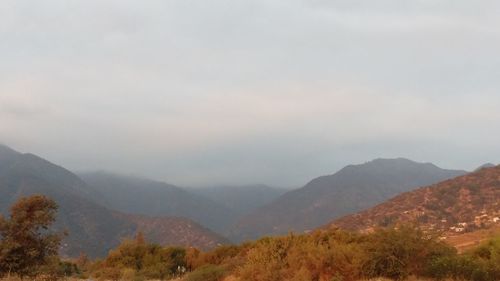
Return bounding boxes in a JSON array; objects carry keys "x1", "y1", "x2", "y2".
[
  {"x1": 424, "y1": 236, "x2": 500, "y2": 281},
  {"x1": 91, "y1": 237, "x2": 187, "y2": 280},
  {"x1": 185, "y1": 264, "x2": 226, "y2": 281},
  {"x1": 361, "y1": 225, "x2": 455, "y2": 280}
]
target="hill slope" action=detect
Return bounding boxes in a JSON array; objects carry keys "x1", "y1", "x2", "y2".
[
  {"x1": 230, "y1": 158, "x2": 466, "y2": 241},
  {"x1": 329, "y1": 165, "x2": 500, "y2": 235},
  {"x1": 0, "y1": 145, "x2": 227, "y2": 257},
  {"x1": 190, "y1": 184, "x2": 288, "y2": 219},
  {"x1": 78, "y1": 172, "x2": 235, "y2": 233}
]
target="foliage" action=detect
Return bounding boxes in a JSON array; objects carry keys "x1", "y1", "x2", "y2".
[
  {"x1": 423, "y1": 235, "x2": 500, "y2": 281},
  {"x1": 0, "y1": 195, "x2": 63, "y2": 278},
  {"x1": 361, "y1": 225, "x2": 456, "y2": 280},
  {"x1": 184, "y1": 264, "x2": 226, "y2": 281},
  {"x1": 236, "y1": 231, "x2": 366, "y2": 281},
  {"x1": 0, "y1": 198, "x2": 489, "y2": 281},
  {"x1": 82, "y1": 226, "x2": 500, "y2": 281},
  {"x1": 91, "y1": 234, "x2": 187, "y2": 280}
]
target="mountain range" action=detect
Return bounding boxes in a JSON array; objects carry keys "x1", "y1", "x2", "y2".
[
  {"x1": 78, "y1": 172, "x2": 234, "y2": 233},
  {"x1": 2, "y1": 143, "x2": 497, "y2": 257},
  {"x1": 0, "y1": 145, "x2": 226, "y2": 257},
  {"x1": 229, "y1": 158, "x2": 467, "y2": 241}
]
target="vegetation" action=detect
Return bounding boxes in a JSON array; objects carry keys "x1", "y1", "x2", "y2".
[
  {"x1": 425, "y1": 236, "x2": 500, "y2": 281},
  {"x1": 184, "y1": 264, "x2": 225, "y2": 281},
  {"x1": 0, "y1": 195, "x2": 66, "y2": 279},
  {"x1": 332, "y1": 166, "x2": 500, "y2": 236},
  {"x1": 90, "y1": 233, "x2": 188, "y2": 281},
  {"x1": 0, "y1": 195, "x2": 498, "y2": 281},
  {"x1": 74, "y1": 225, "x2": 498, "y2": 281}
]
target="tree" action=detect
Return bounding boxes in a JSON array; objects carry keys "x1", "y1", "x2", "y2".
[
  {"x1": 361, "y1": 225, "x2": 455, "y2": 280},
  {"x1": 0, "y1": 195, "x2": 63, "y2": 277}
]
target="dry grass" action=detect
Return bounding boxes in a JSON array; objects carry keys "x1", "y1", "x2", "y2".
[{"x1": 446, "y1": 225, "x2": 500, "y2": 253}]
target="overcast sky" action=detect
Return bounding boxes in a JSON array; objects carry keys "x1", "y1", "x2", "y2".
[{"x1": 1, "y1": 0, "x2": 499, "y2": 187}]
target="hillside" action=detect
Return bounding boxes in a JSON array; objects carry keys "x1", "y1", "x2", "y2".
[
  {"x1": 230, "y1": 158, "x2": 466, "y2": 241},
  {"x1": 78, "y1": 172, "x2": 235, "y2": 233},
  {"x1": 190, "y1": 184, "x2": 288, "y2": 219},
  {"x1": 124, "y1": 214, "x2": 229, "y2": 250},
  {"x1": 0, "y1": 145, "x2": 227, "y2": 257},
  {"x1": 329, "y1": 165, "x2": 500, "y2": 236}
]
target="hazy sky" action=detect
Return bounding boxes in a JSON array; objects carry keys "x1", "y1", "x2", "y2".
[{"x1": 1, "y1": 0, "x2": 499, "y2": 187}]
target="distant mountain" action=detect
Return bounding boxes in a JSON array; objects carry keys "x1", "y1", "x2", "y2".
[
  {"x1": 474, "y1": 163, "x2": 496, "y2": 172},
  {"x1": 0, "y1": 145, "x2": 227, "y2": 257},
  {"x1": 190, "y1": 185, "x2": 288, "y2": 219},
  {"x1": 329, "y1": 165, "x2": 500, "y2": 236},
  {"x1": 230, "y1": 158, "x2": 467, "y2": 241},
  {"x1": 78, "y1": 172, "x2": 235, "y2": 233}
]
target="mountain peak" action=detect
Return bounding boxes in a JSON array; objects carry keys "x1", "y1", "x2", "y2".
[
  {"x1": 331, "y1": 158, "x2": 461, "y2": 182},
  {"x1": 370, "y1": 157, "x2": 416, "y2": 163},
  {"x1": 474, "y1": 163, "x2": 496, "y2": 172},
  {"x1": 363, "y1": 157, "x2": 436, "y2": 168}
]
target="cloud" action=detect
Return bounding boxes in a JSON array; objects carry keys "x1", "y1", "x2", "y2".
[{"x1": 1, "y1": 0, "x2": 499, "y2": 186}]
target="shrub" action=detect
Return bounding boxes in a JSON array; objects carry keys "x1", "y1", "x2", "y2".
[
  {"x1": 185, "y1": 264, "x2": 226, "y2": 281},
  {"x1": 361, "y1": 225, "x2": 455, "y2": 280}
]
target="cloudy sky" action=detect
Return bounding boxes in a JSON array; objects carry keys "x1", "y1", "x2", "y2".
[{"x1": 1, "y1": 0, "x2": 499, "y2": 187}]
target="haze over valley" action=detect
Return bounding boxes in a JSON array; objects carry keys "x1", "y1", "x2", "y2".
[
  {"x1": 1, "y1": 1, "x2": 499, "y2": 280},
  {"x1": 1, "y1": 143, "x2": 497, "y2": 255}
]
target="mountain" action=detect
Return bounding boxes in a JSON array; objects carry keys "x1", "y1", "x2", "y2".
[
  {"x1": 78, "y1": 172, "x2": 235, "y2": 233},
  {"x1": 328, "y1": 165, "x2": 500, "y2": 235},
  {"x1": 0, "y1": 145, "x2": 227, "y2": 257},
  {"x1": 190, "y1": 185, "x2": 288, "y2": 219},
  {"x1": 475, "y1": 163, "x2": 496, "y2": 172},
  {"x1": 124, "y1": 214, "x2": 228, "y2": 250},
  {"x1": 230, "y1": 158, "x2": 467, "y2": 241}
]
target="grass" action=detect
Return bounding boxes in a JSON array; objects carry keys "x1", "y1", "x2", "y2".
[{"x1": 446, "y1": 225, "x2": 500, "y2": 253}]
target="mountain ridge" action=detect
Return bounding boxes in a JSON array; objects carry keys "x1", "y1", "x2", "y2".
[
  {"x1": 78, "y1": 171, "x2": 236, "y2": 233},
  {"x1": 230, "y1": 158, "x2": 467, "y2": 241},
  {"x1": 328, "y1": 165, "x2": 500, "y2": 235},
  {"x1": 0, "y1": 145, "x2": 228, "y2": 257}
]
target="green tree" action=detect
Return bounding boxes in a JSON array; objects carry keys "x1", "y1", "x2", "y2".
[
  {"x1": 0, "y1": 195, "x2": 63, "y2": 278},
  {"x1": 361, "y1": 225, "x2": 455, "y2": 280}
]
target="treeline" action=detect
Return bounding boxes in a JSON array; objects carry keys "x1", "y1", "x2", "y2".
[{"x1": 1, "y1": 195, "x2": 499, "y2": 281}]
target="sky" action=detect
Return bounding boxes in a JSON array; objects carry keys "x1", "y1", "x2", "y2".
[{"x1": 1, "y1": 0, "x2": 499, "y2": 187}]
